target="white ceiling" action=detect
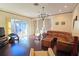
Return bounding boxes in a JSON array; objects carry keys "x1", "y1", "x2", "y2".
[{"x1": 0, "y1": 3, "x2": 77, "y2": 18}]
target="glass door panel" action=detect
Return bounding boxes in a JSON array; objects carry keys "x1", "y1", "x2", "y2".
[{"x1": 11, "y1": 19, "x2": 27, "y2": 40}]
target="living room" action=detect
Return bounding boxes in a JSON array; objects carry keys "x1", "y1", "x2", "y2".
[{"x1": 0, "y1": 3, "x2": 79, "y2": 56}]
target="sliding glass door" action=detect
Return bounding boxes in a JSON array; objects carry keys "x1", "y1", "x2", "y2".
[{"x1": 11, "y1": 19, "x2": 28, "y2": 40}]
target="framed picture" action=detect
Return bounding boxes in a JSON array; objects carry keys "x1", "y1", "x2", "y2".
[
  {"x1": 61, "y1": 21, "x2": 65, "y2": 25},
  {"x1": 55, "y1": 22, "x2": 59, "y2": 25}
]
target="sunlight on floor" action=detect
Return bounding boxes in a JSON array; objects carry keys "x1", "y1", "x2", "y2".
[
  {"x1": 11, "y1": 44, "x2": 26, "y2": 56},
  {"x1": 19, "y1": 37, "x2": 30, "y2": 48},
  {"x1": 9, "y1": 36, "x2": 30, "y2": 56}
]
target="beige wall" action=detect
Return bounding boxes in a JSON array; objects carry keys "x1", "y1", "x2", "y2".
[
  {"x1": 72, "y1": 4, "x2": 79, "y2": 36},
  {"x1": 34, "y1": 13, "x2": 73, "y2": 34},
  {"x1": 0, "y1": 10, "x2": 35, "y2": 36},
  {"x1": 28, "y1": 19, "x2": 36, "y2": 35},
  {"x1": 50, "y1": 13, "x2": 72, "y2": 33},
  {"x1": 0, "y1": 16, "x2": 6, "y2": 27},
  {"x1": 0, "y1": 15, "x2": 7, "y2": 35}
]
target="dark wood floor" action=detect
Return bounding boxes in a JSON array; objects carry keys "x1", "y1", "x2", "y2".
[{"x1": 0, "y1": 37, "x2": 42, "y2": 56}]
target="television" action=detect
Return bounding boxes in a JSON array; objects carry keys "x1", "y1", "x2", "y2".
[{"x1": 0, "y1": 27, "x2": 5, "y2": 37}]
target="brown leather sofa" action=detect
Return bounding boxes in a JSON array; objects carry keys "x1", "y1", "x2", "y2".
[
  {"x1": 47, "y1": 31, "x2": 72, "y2": 41},
  {"x1": 41, "y1": 31, "x2": 73, "y2": 53}
]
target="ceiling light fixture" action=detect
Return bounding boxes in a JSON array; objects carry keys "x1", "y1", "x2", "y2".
[
  {"x1": 38, "y1": 6, "x2": 48, "y2": 20},
  {"x1": 36, "y1": 6, "x2": 49, "y2": 38}
]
